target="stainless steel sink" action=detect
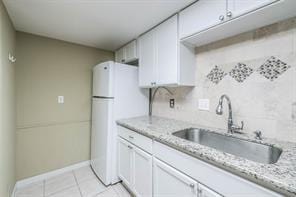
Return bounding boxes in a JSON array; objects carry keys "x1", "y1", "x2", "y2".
[{"x1": 172, "y1": 128, "x2": 282, "y2": 164}]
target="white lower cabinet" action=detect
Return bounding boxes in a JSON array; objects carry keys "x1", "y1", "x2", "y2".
[
  {"x1": 134, "y1": 147, "x2": 152, "y2": 196},
  {"x1": 118, "y1": 137, "x2": 133, "y2": 188},
  {"x1": 133, "y1": 146, "x2": 152, "y2": 197},
  {"x1": 199, "y1": 184, "x2": 222, "y2": 197},
  {"x1": 117, "y1": 137, "x2": 152, "y2": 197},
  {"x1": 118, "y1": 126, "x2": 282, "y2": 197},
  {"x1": 153, "y1": 158, "x2": 198, "y2": 197}
]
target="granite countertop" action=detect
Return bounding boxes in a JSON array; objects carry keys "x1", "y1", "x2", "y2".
[{"x1": 116, "y1": 116, "x2": 296, "y2": 197}]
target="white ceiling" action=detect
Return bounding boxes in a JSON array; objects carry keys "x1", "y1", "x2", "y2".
[{"x1": 3, "y1": 0, "x2": 194, "y2": 51}]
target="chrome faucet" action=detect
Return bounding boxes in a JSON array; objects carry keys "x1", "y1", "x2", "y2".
[
  {"x1": 149, "y1": 87, "x2": 173, "y2": 116},
  {"x1": 216, "y1": 94, "x2": 244, "y2": 134}
]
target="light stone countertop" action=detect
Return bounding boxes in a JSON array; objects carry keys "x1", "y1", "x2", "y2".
[{"x1": 116, "y1": 116, "x2": 296, "y2": 197}]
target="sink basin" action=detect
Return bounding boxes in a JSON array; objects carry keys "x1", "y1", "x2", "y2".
[{"x1": 172, "y1": 128, "x2": 282, "y2": 164}]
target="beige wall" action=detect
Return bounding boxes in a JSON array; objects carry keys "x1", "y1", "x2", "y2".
[
  {"x1": 154, "y1": 17, "x2": 296, "y2": 142},
  {"x1": 0, "y1": 1, "x2": 16, "y2": 196},
  {"x1": 16, "y1": 32, "x2": 114, "y2": 180}
]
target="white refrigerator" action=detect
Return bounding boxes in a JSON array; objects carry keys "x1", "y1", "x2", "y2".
[{"x1": 91, "y1": 61, "x2": 148, "y2": 186}]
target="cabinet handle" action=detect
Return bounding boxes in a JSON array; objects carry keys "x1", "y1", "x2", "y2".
[
  {"x1": 198, "y1": 188, "x2": 202, "y2": 194},
  {"x1": 128, "y1": 135, "x2": 134, "y2": 139},
  {"x1": 189, "y1": 183, "x2": 195, "y2": 188},
  {"x1": 227, "y1": 11, "x2": 232, "y2": 18},
  {"x1": 127, "y1": 145, "x2": 133, "y2": 149},
  {"x1": 219, "y1": 15, "x2": 224, "y2": 21}
]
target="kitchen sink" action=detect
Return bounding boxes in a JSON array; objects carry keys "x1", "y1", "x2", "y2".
[{"x1": 172, "y1": 128, "x2": 282, "y2": 164}]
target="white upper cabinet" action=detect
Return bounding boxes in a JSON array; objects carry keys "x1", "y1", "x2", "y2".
[
  {"x1": 179, "y1": 0, "x2": 296, "y2": 47},
  {"x1": 115, "y1": 40, "x2": 138, "y2": 63},
  {"x1": 227, "y1": 0, "x2": 278, "y2": 18},
  {"x1": 155, "y1": 15, "x2": 178, "y2": 85},
  {"x1": 125, "y1": 40, "x2": 138, "y2": 62},
  {"x1": 179, "y1": 0, "x2": 227, "y2": 39},
  {"x1": 138, "y1": 29, "x2": 157, "y2": 87},
  {"x1": 179, "y1": 0, "x2": 280, "y2": 39},
  {"x1": 115, "y1": 47, "x2": 125, "y2": 63},
  {"x1": 138, "y1": 15, "x2": 195, "y2": 88}
]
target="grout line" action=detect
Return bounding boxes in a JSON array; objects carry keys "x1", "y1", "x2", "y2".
[
  {"x1": 44, "y1": 173, "x2": 78, "y2": 197},
  {"x1": 46, "y1": 185, "x2": 78, "y2": 197},
  {"x1": 73, "y1": 170, "x2": 83, "y2": 197}
]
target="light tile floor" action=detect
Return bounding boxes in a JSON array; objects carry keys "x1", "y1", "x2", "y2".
[{"x1": 15, "y1": 166, "x2": 131, "y2": 197}]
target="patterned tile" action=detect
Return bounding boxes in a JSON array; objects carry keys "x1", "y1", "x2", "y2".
[
  {"x1": 229, "y1": 63, "x2": 254, "y2": 83},
  {"x1": 257, "y1": 56, "x2": 291, "y2": 81},
  {"x1": 206, "y1": 65, "x2": 227, "y2": 84}
]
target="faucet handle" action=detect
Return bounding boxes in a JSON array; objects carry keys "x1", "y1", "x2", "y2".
[
  {"x1": 240, "y1": 121, "x2": 244, "y2": 130},
  {"x1": 231, "y1": 121, "x2": 244, "y2": 133},
  {"x1": 254, "y1": 130, "x2": 263, "y2": 140}
]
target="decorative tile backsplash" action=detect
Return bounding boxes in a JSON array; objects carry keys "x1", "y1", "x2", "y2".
[
  {"x1": 153, "y1": 17, "x2": 296, "y2": 143},
  {"x1": 207, "y1": 56, "x2": 292, "y2": 84},
  {"x1": 229, "y1": 63, "x2": 254, "y2": 83},
  {"x1": 206, "y1": 65, "x2": 227, "y2": 84},
  {"x1": 257, "y1": 56, "x2": 291, "y2": 81}
]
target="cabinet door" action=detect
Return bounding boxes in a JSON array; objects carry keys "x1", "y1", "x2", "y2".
[
  {"x1": 179, "y1": 0, "x2": 227, "y2": 39},
  {"x1": 155, "y1": 15, "x2": 178, "y2": 85},
  {"x1": 125, "y1": 40, "x2": 137, "y2": 62},
  {"x1": 138, "y1": 30, "x2": 156, "y2": 87},
  {"x1": 199, "y1": 184, "x2": 222, "y2": 197},
  {"x1": 115, "y1": 47, "x2": 125, "y2": 63},
  {"x1": 133, "y1": 147, "x2": 152, "y2": 197},
  {"x1": 227, "y1": 0, "x2": 278, "y2": 18},
  {"x1": 118, "y1": 138, "x2": 133, "y2": 188},
  {"x1": 153, "y1": 158, "x2": 198, "y2": 197}
]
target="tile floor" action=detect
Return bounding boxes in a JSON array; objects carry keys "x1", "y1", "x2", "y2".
[{"x1": 15, "y1": 166, "x2": 131, "y2": 197}]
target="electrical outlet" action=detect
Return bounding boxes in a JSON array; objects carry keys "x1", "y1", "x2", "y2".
[
  {"x1": 58, "y1": 96, "x2": 64, "y2": 104},
  {"x1": 170, "y1": 99, "x2": 175, "y2": 108},
  {"x1": 198, "y1": 99, "x2": 210, "y2": 111}
]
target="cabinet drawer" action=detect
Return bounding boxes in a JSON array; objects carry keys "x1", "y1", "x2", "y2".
[{"x1": 118, "y1": 126, "x2": 153, "y2": 154}]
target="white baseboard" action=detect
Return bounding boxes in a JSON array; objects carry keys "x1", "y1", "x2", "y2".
[{"x1": 16, "y1": 160, "x2": 90, "y2": 189}]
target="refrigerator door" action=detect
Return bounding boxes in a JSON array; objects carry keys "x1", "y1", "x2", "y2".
[
  {"x1": 93, "y1": 61, "x2": 114, "y2": 97},
  {"x1": 91, "y1": 98, "x2": 114, "y2": 185}
]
